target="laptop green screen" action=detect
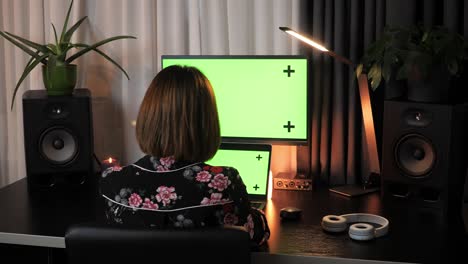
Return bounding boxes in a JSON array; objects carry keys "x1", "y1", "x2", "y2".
[{"x1": 206, "y1": 144, "x2": 271, "y2": 197}]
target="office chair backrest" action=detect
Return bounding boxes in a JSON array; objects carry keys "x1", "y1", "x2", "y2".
[{"x1": 65, "y1": 223, "x2": 251, "y2": 264}]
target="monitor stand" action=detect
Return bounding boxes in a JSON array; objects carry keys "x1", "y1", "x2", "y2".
[{"x1": 328, "y1": 173, "x2": 380, "y2": 197}]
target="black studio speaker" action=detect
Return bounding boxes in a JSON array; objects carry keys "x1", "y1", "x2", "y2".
[
  {"x1": 381, "y1": 100, "x2": 468, "y2": 222},
  {"x1": 22, "y1": 89, "x2": 94, "y2": 191}
]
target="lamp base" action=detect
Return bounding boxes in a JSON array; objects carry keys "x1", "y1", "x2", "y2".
[
  {"x1": 328, "y1": 172, "x2": 380, "y2": 197},
  {"x1": 329, "y1": 185, "x2": 379, "y2": 197}
]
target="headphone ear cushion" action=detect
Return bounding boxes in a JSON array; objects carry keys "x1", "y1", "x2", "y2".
[
  {"x1": 348, "y1": 223, "x2": 375, "y2": 241},
  {"x1": 321, "y1": 215, "x2": 347, "y2": 233}
]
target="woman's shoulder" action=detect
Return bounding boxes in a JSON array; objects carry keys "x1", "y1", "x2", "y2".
[
  {"x1": 100, "y1": 164, "x2": 131, "y2": 182},
  {"x1": 100, "y1": 156, "x2": 151, "y2": 181}
]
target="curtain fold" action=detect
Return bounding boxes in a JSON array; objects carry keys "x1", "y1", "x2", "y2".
[
  {"x1": 0, "y1": 0, "x2": 35, "y2": 187},
  {"x1": 0, "y1": 0, "x2": 306, "y2": 188},
  {"x1": 303, "y1": 0, "x2": 386, "y2": 186}
]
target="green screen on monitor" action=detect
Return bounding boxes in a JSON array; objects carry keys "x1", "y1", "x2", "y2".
[
  {"x1": 206, "y1": 143, "x2": 271, "y2": 197},
  {"x1": 161, "y1": 55, "x2": 309, "y2": 144}
]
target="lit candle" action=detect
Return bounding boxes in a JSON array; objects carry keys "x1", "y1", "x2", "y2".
[{"x1": 101, "y1": 157, "x2": 120, "y2": 172}]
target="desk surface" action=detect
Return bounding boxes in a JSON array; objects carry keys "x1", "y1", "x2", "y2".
[{"x1": 0, "y1": 177, "x2": 467, "y2": 264}]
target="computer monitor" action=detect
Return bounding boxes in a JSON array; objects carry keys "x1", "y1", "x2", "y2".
[{"x1": 161, "y1": 55, "x2": 309, "y2": 145}]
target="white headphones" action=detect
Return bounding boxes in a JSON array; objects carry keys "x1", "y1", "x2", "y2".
[{"x1": 321, "y1": 213, "x2": 389, "y2": 241}]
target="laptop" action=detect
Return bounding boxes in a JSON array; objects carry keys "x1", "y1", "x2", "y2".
[{"x1": 207, "y1": 143, "x2": 272, "y2": 210}]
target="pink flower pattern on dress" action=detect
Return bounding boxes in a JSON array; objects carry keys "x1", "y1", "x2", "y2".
[
  {"x1": 160, "y1": 156, "x2": 175, "y2": 167},
  {"x1": 208, "y1": 174, "x2": 231, "y2": 191},
  {"x1": 156, "y1": 186, "x2": 177, "y2": 206},
  {"x1": 156, "y1": 165, "x2": 169, "y2": 172},
  {"x1": 150, "y1": 156, "x2": 176, "y2": 172},
  {"x1": 195, "y1": 170, "x2": 212, "y2": 182},
  {"x1": 244, "y1": 214, "x2": 255, "y2": 238},
  {"x1": 128, "y1": 193, "x2": 142, "y2": 207},
  {"x1": 200, "y1": 193, "x2": 227, "y2": 205},
  {"x1": 142, "y1": 198, "x2": 159, "y2": 210},
  {"x1": 103, "y1": 159, "x2": 269, "y2": 246},
  {"x1": 223, "y1": 213, "x2": 239, "y2": 225}
]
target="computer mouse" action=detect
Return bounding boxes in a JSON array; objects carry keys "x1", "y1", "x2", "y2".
[{"x1": 279, "y1": 206, "x2": 302, "y2": 220}]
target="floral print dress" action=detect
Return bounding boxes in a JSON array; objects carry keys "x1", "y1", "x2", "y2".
[{"x1": 99, "y1": 155, "x2": 270, "y2": 246}]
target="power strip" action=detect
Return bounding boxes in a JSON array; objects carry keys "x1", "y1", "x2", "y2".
[{"x1": 273, "y1": 178, "x2": 312, "y2": 191}]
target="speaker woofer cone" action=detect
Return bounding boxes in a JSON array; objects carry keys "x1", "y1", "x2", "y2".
[
  {"x1": 394, "y1": 134, "x2": 436, "y2": 177},
  {"x1": 39, "y1": 127, "x2": 78, "y2": 165}
]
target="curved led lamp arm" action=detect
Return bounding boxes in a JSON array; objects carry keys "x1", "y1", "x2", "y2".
[
  {"x1": 279, "y1": 27, "x2": 355, "y2": 67},
  {"x1": 279, "y1": 26, "x2": 381, "y2": 194}
]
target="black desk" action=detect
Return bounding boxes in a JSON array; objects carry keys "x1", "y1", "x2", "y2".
[{"x1": 0, "y1": 178, "x2": 467, "y2": 264}]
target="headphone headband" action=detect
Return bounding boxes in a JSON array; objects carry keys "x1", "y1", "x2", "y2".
[
  {"x1": 321, "y1": 213, "x2": 389, "y2": 241},
  {"x1": 340, "y1": 213, "x2": 389, "y2": 238}
]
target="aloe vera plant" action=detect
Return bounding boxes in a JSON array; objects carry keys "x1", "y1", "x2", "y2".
[{"x1": 0, "y1": 0, "x2": 136, "y2": 110}]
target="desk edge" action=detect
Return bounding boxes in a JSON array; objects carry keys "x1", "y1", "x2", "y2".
[{"x1": 0, "y1": 232, "x2": 65, "y2": 248}]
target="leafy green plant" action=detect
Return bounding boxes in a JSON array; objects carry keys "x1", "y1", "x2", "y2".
[
  {"x1": 400, "y1": 25, "x2": 467, "y2": 80},
  {"x1": 0, "y1": 0, "x2": 136, "y2": 109},
  {"x1": 357, "y1": 25, "x2": 468, "y2": 91},
  {"x1": 356, "y1": 26, "x2": 410, "y2": 90}
]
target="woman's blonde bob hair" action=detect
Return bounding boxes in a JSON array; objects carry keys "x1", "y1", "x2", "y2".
[{"x1": 136, "y1": 65, "x2": 220, "y2": 162}]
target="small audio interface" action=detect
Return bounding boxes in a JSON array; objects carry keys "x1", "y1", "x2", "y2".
[{"x1": 274, "y1": 178, "x2": 312, "y2": 191}]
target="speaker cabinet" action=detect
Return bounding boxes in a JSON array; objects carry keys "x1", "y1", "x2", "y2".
[
  {"x1": 22, "y1": 89, "x2": 94, "y2": 190},
  {"x1": 381, "y1": 100, "x2": 468, "y2": 221}
]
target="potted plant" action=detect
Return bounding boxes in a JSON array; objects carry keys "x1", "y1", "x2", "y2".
[
  {"x1": 356, "y1": 26, "x2": 410, "y2": 99},
  {"x1": 402, "y1": 25, "x2": 467, "y2": 102},
  {"x1": 357, "y1": 25, "x2": 468, "y2": 103},
  {"x1": 0, "y1": 0, "x2": 136, "y2": 110}
]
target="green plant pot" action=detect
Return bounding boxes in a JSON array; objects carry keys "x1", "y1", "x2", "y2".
[
  {"x1": 385, "y1": 71, "x2": 406, "y2": 100},
  {"x1": 407, "y1": 65, "x2": 449, "y2": 103},
  {"x1": 42, "y1": 64, "x2": 77, "y2": 96}
]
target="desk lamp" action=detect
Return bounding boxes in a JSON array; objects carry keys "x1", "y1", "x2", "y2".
[{"x1": 279, "y1": 27, "x2": 380, "y2": 197}]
